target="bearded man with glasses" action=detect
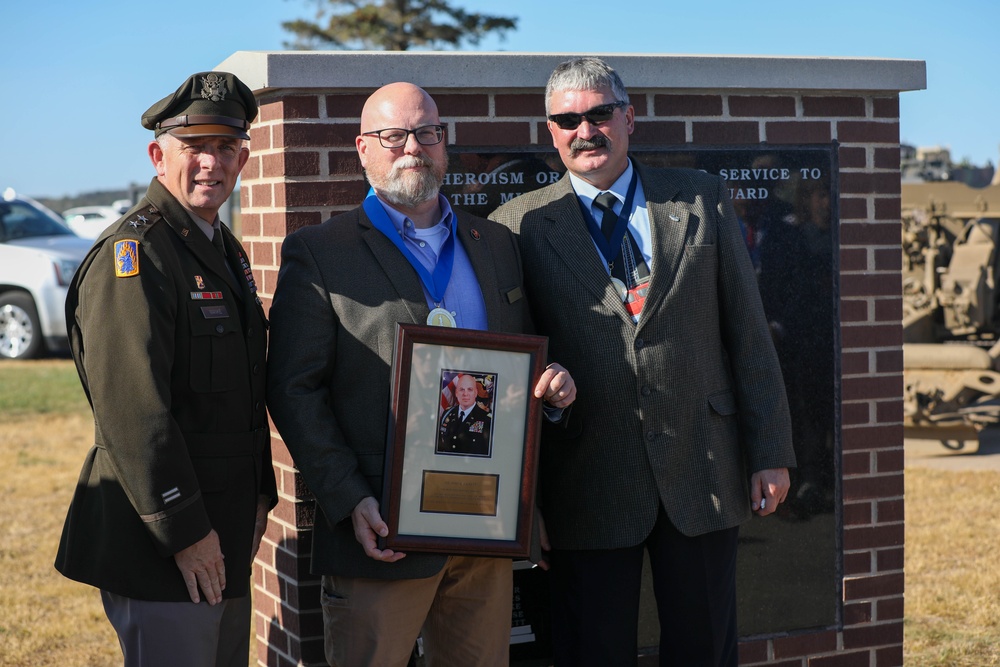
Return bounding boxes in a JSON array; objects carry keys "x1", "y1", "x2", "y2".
[
  {"x1": 490, "y1": 57, "x2": 796, "y2": 666},
  {"x1": 267, "y1": 82, "x2": 576, "y2": 667}
]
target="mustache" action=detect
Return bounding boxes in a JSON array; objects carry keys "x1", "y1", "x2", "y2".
[
  {"x1": 391, "y1": 155, "x2": 434, "y2": 172},
  {"x1": 569, "y1": 135, "x2": 609, "y2": 155}
]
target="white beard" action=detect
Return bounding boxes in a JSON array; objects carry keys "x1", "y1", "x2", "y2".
[{"x1": 369, "y1": 154, "x2": 447, "y2": 208}]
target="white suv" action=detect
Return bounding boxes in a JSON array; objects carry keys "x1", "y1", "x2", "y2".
[{"x1": 0, "y1": 188, "x2": 94, "y2": 359}]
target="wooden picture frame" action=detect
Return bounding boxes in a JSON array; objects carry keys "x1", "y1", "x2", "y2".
[{"x1": 380, "y1": 323, "x2": 548, "y2": 557}]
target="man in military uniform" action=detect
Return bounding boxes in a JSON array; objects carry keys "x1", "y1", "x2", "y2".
[
  {"x1": 55, "y1": 72, "x2": 276, "y2": 667},
  {"x1": 437, "y1": 373, "x2": 493, "y2": 456}
]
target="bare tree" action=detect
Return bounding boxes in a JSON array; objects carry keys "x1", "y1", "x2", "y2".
[{"x1": 283, "y1": 0, "x2": 517, "y2": 51}]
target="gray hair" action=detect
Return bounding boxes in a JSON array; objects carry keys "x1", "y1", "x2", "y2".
[{"x1": 544, "y1": 57, "x2": 630, "y2": 115}]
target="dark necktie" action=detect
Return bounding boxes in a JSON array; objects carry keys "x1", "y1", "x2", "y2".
[
  {"x1": 212, "y1": 227, "x2": 242, "y2": 292},
  {"x1": 594, "y1": 192, "x2": 619, "y2": 242},
  {"x1": 594, "y1": 192, "x2": 628, "y2": 282},
  {"x1": 211, "y1": 227, "x2": 226, "y2": 257}
]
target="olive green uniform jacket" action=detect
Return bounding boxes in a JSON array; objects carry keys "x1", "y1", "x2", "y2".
[{"x1": 55, "y1": 178, "x2": 276, "y2": 601}]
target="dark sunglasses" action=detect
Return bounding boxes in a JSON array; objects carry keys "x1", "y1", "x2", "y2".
[{"x1": 547, "y1": 101, "x2": 627, "y2": 130}]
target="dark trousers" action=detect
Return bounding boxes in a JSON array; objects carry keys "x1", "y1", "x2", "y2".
[
  {"x1": 102, "y1": 591, "x2": 251, "y2": 667},
  {"x1": 548, "y1": 508, "x2": 739, "y2": 667}
]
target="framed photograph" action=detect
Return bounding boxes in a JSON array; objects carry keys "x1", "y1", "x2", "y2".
[{"x1": 380, "y1": 323, "x2": 549, "y2": 557}]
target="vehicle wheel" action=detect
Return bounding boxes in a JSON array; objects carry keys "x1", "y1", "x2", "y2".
[{"x1": 0, "y1": 292, "x2": 44, "y2": 360}]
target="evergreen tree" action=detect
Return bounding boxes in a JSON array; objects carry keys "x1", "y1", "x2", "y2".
[{"x1": 283, "y1": 0, "x2": 517, "y2": 51}]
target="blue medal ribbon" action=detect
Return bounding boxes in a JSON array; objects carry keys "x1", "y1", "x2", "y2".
[
  {"x1": 579, "y1": 170, "x2": 639, "y2": 267},
  {"x1": 362, "y1": 188, "x2": 455, "y2": 304}
]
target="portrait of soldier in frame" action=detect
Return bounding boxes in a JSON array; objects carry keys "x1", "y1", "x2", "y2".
[{"x1": 436, "y1": 370, "x2": 496, "y2": 457}]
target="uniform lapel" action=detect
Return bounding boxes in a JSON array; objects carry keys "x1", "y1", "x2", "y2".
[
  {"x1": 358, "y1": 208, "x2": 431, "y2": 324},
  {"x1": 542, "y1": 178, "x2": 635, "y2": 326},
  {"x1": 147, "y1": 178, "x2": 241, "y2": 293},
  {"x1": 633, "y1": 162, "x2": 689, "y2": 333},
  {"x1": 223, "y1": 231, "x2": 270, "y2": 326},
  {"x1": 217, "y1": 229, "x2": 247, "y2": 304}
]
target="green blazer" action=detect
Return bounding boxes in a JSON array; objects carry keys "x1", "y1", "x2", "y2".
[
  {"x1": 266, "y1": 205, "x2": 531, "y2": 580},
  {"x1": 490, "y1": 161, "x2": 796, "y2": 549},
  {"x1": 55, "y1": 178, "x2": 276, "y2": 601}
]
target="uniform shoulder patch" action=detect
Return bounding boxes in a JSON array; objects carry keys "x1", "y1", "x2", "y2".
[
  {"x1": 113, "y1": 205, "x2": 162, "y2": 239},
  {"x1": 114, "y1": 240, "x2": 140, "y2": 277}
]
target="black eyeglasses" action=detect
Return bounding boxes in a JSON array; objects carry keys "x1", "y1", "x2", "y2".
[
  {"x1": 362, "y1": 125, "x2": 445, "y2": 149},
  {"x1": 547, "y1": 102, "x2": 627, "y2": 130}
]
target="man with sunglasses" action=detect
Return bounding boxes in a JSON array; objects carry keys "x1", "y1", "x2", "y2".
[
  {"x1": 266, "y1": 82, "x2": 576, "y2": 667},
  {"x1": 490, "y1": 58, "x2": 796, "y2": 666}
]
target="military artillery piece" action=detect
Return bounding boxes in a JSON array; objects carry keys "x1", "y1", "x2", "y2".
[{"x1": 903, "y1": 195, "x2": 1000, "y2": 447}]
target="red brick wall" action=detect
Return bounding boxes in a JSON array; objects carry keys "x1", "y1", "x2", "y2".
[{"x1": 245, "y1": 89, "x2": 904, "y2": 667}]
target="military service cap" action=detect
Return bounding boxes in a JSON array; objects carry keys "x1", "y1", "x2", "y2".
[{"x1": 141, "y1": 72, "x2": 257, "y2": 140}]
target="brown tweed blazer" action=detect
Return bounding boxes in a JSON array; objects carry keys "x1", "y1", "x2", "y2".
[{"x1": 490, "y1": 160, "x2": 796, "y2": 549}]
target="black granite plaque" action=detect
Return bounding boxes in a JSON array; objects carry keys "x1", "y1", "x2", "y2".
[
  {"x1": 441, "y1": 146, "x2": 840, "y2": 653},
  {"x1": 508, "y1": 563, "x2": 553, "y2": 666}
]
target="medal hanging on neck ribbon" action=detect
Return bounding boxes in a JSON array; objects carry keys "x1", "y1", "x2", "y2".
[
  {"x1": 362, "y1": 188, "x2": 458, "y2": 327},
  {"x1": 580, "y1": 170, "x2": 639, "y2": 300}
]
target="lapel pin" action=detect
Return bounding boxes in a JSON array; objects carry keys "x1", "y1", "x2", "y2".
[
  {"x1": 669, "y1": 214, "x2": 680, "y2": 222},
  {"x1": 470, "y1": 228, "x2": 481, "y2": 241}
]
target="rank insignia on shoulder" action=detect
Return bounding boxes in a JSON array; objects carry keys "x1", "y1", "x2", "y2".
[
  {"x1": 128, "y1": 215, "x2": 150, "y2": 230},
  {"x1": 114, "y1": 240, "x2": 139, "y2": 278}
]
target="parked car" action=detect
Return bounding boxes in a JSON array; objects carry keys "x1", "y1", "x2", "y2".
[
  {"x1": 111, "y1": 199, "x2": 133, "y2": 214},
  {"x1": 0, "y1": 188, "x2": 93, "y2": 359},
  {"x1": 62, "y1": 205, "x2": 121, "y2": 239}
]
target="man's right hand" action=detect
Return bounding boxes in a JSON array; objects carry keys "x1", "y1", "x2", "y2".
[
  {"x1": 174, "y1": 529, "x2": 225, "y2": 605},
  {"x1": 352, "y1": 496, "x2": 406, "y2": 563}
]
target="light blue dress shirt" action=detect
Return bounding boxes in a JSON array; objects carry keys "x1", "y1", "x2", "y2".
[
  {"x1": 567, "y1": 159, "x2": 653, "y2": 272},
  {"x1": 378, "y1": 194, "x2": 488, "y2": 331}
]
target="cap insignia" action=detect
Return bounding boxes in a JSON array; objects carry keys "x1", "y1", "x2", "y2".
[{"x1": 200, "y1": 73, "x2": 228, "y2": 102}]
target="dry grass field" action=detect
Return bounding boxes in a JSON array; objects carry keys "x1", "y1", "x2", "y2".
[
  {"x1": 2, "y1": 359, "x2": 1000, "y2": 666},
  {"x1": 0, "y1": 360, "x2": 119, "y2": 666},
  {"x1": 904, "y1": 467, "x2": 1000, "y2": 665}
]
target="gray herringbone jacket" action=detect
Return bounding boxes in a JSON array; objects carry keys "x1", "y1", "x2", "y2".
[{"x1": 490, "y1": 161, "x2": 796, "y2": 549}]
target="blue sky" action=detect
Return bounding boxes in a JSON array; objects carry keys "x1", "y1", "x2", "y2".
[{"x1": 3, "y1": 0, "x2": 996, "y2": 198}]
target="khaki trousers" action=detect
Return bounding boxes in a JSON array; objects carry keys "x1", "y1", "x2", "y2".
[{"x1": 321, "y1": 556, "x2": 512, "y2": 667}]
